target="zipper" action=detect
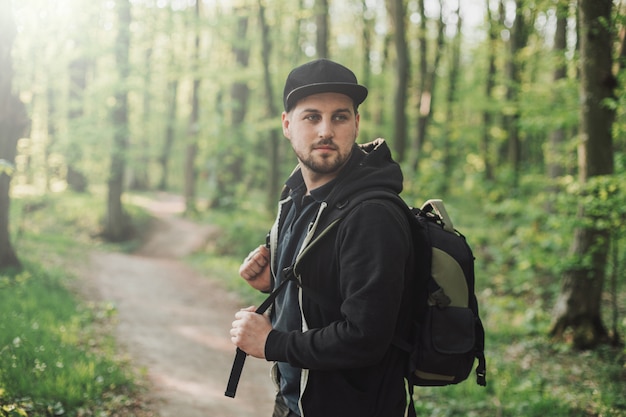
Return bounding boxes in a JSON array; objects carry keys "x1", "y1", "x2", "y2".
[
  {"x1": 269, "y1": 195, "x2": 291, "y2": 283},
  {"x1": 272, "y1": 199, "x2": 346, "y2": 417}
]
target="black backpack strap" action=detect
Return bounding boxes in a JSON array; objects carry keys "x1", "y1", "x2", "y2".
[
  {"x1": 224, "y1": 269, "x2": 296, "y2": 398},
  {"x1": 226, "y1": 190, "x2": 412, "y2": 398},
  {"x1": 475, "y1": 318, "x2": 487, "y2": 386}
]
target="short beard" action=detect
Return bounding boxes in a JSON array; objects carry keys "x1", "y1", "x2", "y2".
[{"x1": 297, "y1": 140, "x2": 352, "y2": 175}]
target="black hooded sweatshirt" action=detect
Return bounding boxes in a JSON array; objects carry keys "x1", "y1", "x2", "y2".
[{"x1": 264, "y1": 139, "x2": 414, "y2": 417}]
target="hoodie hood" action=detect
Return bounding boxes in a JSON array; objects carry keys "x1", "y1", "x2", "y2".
[
  {"x1": 280, "y1": 138, "x2": 403, "y2": 210},
  {"x1": 325, "y1": 138, "x2": 403, "y2": 208}
]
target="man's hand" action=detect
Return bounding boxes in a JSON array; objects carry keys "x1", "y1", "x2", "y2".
[
  {"x1": 230, "y1": 306, "x2": 272, "y2": 359},
  {"x1": 239, "y1": 245, "x2": 271, "y2": 292}
]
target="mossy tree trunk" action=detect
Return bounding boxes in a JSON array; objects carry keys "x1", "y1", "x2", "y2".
[
  {"x1": 102, "y1": 0, "x2": 132, "y2": 242},
  {"x1": 550, "y1": 0, "x2": 616, "y2": 349}
]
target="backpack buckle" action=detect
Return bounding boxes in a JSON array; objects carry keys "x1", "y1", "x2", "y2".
[{"x1": 429, "y1": 288, "x2": 451, "y2": 308}]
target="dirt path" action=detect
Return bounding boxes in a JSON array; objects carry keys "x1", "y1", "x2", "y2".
[{"x1": 85, "y1": 193, "x2": 275, "y2": 417}]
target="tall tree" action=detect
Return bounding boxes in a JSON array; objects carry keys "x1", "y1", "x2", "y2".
[
  {"x1": 0, "y1": 0, "x2": 28, "y2": 269},
  {"x1": 481, "y1": 0, "x2": 499, "y2": 182},
  {"x1": 158, "y1": 70, "x2": 179, "y2": 190},
  {"x1": 411, "y1": 0, "x2": 445, "y2": 171},
  {"x1": 544, "y1": 0, "x2": 572, "y2": 214},
  {"x1": 550, "y1": 0, "x2": 616, "y2": 349},
  {"x1": 102, "y1": 0, "x2": 132, "y2": 242},
  {"x1": 360, "y1": 0, "x2": 374, "y2": 112},
  {"x1": 258, "y1": 0, "x2": 282, "y2": 209},
  {"x1": 213, "y1": 5, "x2": 251, "y2": 207},
  {"x1": 440, "y1": 1, "x2": 463, "y2": 195},
  {"x1": 184, "y1": 1, "x2": 202, "y2": 214},
  {"x1": 65, "y1": 52, "x2": 89, "y2": 192},
  {"x1": 128, "y1": 47, "x2": 153, "y2": 191},
  {"x1": 316, "y1": 0, "x2": 330, "y2": 58},
  {"x1": 502, "y1": 0, "x2": 530, "y2": 187},
  {"x1": 546, "y1": 0, "x2": 569, "y2": 182},
  {"x1": 157, "y1": 5, "x2": 180, "y2": 192},
  {"x1": 386, "y1": 0, "x2": 410, "y2": 162}
]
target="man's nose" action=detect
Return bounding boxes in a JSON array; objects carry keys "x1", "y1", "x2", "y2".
[{"x1": 317, "y1": 119, "x2": 334, "y2": 139}]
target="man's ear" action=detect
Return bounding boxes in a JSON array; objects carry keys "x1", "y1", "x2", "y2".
[{"x1": 281, "y1": 111, "x2": 291, "y2": 139}]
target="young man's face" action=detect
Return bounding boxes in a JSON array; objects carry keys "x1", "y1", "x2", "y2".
[{"x1": 282, "y1": 92, "x2": 360, "y2": 186}]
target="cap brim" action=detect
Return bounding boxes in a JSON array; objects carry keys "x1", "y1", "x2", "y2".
[{"x1": 285, "y1": 82, "x2": 368, "y2": 111}]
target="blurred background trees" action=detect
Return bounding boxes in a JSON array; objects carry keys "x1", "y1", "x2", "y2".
[{"x1": 1, "y1": 0, "x2": 625, "y2": 349}]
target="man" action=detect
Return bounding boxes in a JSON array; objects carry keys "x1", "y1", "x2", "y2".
[{"x1": 230, "y1": 59, "x2": 414, "y2": 417}]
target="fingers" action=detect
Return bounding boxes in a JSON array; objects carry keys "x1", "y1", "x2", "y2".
[
  {"x1": 230, "y1": 308, "x2": 271, "y2": 359},
  {"x1": 234, "y1": 306, "x2": 256, "y2": 319},
  {"x1": 239, "y1": 245, "x2": 270, "y2": 281},
  {"x1": 242, "y1": 259, "x2": 266, "y2": 279},
  {"x1": 250, "y1": 245, "x2": 270, "y2": 263}
]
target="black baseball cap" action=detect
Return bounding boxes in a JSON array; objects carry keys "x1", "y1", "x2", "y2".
[{"x1": 283, "y1": 59, "x2": 368, "y2": 112}]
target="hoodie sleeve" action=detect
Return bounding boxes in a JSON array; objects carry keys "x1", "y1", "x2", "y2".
[{"x1": 264, "y1": 200, "x2": 411, "y2": 369}]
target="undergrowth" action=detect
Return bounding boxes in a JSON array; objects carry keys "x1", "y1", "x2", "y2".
[{"x1": 2, "y1": 191, "x2": 153, "y2": 417}]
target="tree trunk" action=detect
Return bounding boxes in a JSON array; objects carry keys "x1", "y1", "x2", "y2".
[
  {"x1": 46, "y1": 85, "x2": 57, "y2": 191},
  {"x1": 315, "y1": 0, "x2": 329, "y2": 58},
  {"x1": 548, "y1": 0, "x2": 569, "y2": 161},
  {"x1": 440, "y1": 2, "x2": 462, "y2": 195},
  {"x1": 386, "y1": 0, "x2": 409, "y2": 163},
  {"x1": 158, "y1": 78, "x2": 178, "y2": 191},
  {"x1": 66, "y1": 57, "x2": 89, "y2": 192},
  {"x1": 411, "y1": 0, "x2": 444, "y2": 171},
  {"x1": 481, "y1": 0, "x2": 497, "y2": 182},
  {"x1": 359, "y1": 0, "x2": 374, "y2": 136},
  {"x1": 411, "y1": 0, "x2": 428, "y2": 171},
  {"x1": 129, "y1": 47, "x2": 153, "y2": 191},
  {"x1": 0, "y1": 0, "x2": 29, "y2": 270},
  {"x1": 184, "y1": 2, "x2": 201, "y2": 214},
  {"x1": 502, "y1": 0, "x2": 527, "y2": 188},
  {"x1": 102, "y1": 0, "x2": 132, "y2": 242},
  {"x1": 258, "y1": 0, "x2": 281, "y2": 210},
  {"x1": 213, "y1": 7, "x2": 250, "y2": 208},
  {"x1": 550, "y1": 0, "x2": 615, "y2": 349},
  {"x1": 545, "y1": 0, "x2": 569, "y2": 211}
]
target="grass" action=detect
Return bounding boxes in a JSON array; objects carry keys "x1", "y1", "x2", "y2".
[
  {"x1": 2, "y1": 190, "x2": 153, "y2": 417},
  {"x1": 0, "y1": 264, "x2": 132, "y2": 415}
]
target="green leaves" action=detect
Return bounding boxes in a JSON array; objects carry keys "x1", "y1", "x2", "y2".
[{"x1": 576, "y1": 174, "x2": 626, "y2": 232}]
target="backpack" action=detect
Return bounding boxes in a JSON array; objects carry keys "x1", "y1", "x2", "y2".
[
  {"x1": 333, "y1": 192, "x2": 487, "y2": 389},
  {"x1": 403, "y1": 198, "x2": 487, "y2": 388},
  {"x1": 225, "y1": 193, "x2": 486, "y2": 399}
]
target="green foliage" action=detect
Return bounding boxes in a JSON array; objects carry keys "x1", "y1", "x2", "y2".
[
  {"x1": 0, "y1": 263, "x2": 134, "y2": 416},
  {"x1": 4, "y1": 191, "x2": 149, "y2": 417},
  {"x1": 577, "y1": 174, "x2": 626, "y2": 231}
]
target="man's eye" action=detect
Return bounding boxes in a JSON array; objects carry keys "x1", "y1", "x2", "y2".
[
  {"x1": 333, "y1": 114, "x2": 348, "y2": 121},
  {"x1": 305, "y1": 114, "x2": 320, "y2": 121}
]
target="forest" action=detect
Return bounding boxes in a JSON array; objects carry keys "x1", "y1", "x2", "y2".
[{"x1": 1, "y1": 0, "x2": 625, "y2": 416}]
